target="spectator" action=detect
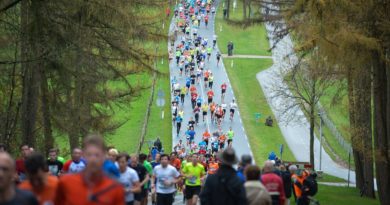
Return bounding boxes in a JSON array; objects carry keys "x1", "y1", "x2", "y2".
[
  {"x1": 265, "y1": 116, "x2": 273, "y2": 127},
  {"x1": 244, "y1": 165, "x2": 272, "y2": 205},
  {"x1": 292, "y1": 169, "x2": 310, "y2": 205},
  {"x1": 47, "y1": 148, "x2": 63, "y2": 176},
  {"x1": 280, "y1": 165, "x2": 293, "y2": 204},
  {"x1": 261, "y1": 161, "x2": 286, "y2": 205},
  {"x1": 237, "y1": 154, "x2": 253, "y2": 183},
  {"x1": 154, "y1": 137, "x2": 162, "y2": 152},
  {"x1": 19, "y1": 152, "x2": 59, "y2": 205},
  {"x1": 200, "y1": 148, "x2": 247, "y2": 205},
  {"x1": 289, "y1": 165, "x2": 298, "y2": 201},
  {"x1": 55, "y1": 134, "x2": 125, "y2": 205},
  {"x1": 151, "y1": 146, "x2": 159, "y2": 160},
  {"x1": 0, "y1": 152, "x2": 39, "y2": 205}
]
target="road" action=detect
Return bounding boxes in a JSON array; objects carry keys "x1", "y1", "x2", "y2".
[{"x1": 168, "y1": 2, "x2": 254, "y2": 161}]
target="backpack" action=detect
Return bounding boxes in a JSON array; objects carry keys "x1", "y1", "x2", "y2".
[{"x1": 303, "y1": 174, "x2": 318, "y2": 196}]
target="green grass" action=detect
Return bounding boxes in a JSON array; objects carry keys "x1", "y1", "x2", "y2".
[
  {"x1": 318, "y1": 173, "x2": 348, "y2": 183},
  {"x1": 316, "y1": 185, "x2": 379, "y2": 205},
  {"x1": 223, "y1": 58, "x2": 295, "y2": 163},
  {"x1": 215, "y1": 2, "x2": 271, "y2": 56},
  {"x1": 320, "y1": 83, "x2": 350, "y2": 141}
]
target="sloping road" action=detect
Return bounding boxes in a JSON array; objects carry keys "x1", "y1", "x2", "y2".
[{"x1": 169, "y1": 2, "x2": 254, "y2": 160}]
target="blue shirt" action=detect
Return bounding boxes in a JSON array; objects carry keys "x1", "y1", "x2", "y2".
[
  {"x1": 212, "y1": 141, "x2": 218, "y2": 149},
  {"x1": 103, "y1": 160, "x2": 120, "y2": 179}
]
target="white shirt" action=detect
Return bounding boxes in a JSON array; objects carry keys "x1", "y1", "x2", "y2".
[
  {"x1": 118, "y1": 167, "x2": 140, "y2": 202},
  {"x1": 230, "y1": 102, "x2": 237, "y2": 109},
  {"x1": 153, "y1": 165, "x2": 180, "y2": 194},
  {"x1": 213, "y1": 35, "x2": 217, "y2": 41}
]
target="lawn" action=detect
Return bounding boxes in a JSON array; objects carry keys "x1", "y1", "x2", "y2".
[
  {"x1": 315, "y1": 185, "x2": 379, "y2": 205},
  {"x1": 215, "y1": 1, "x2": 271, "y2": 56},
  {"x1": 223, "y1": 58, "x2": 295, "y2": 163}
]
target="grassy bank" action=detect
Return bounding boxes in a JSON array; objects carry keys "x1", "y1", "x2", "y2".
[{"x1": 223, "y1": 58, "x2": 295, "y2": 163}]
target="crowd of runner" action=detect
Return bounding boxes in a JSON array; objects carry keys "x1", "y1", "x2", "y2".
[{"x1": 0, "y1": 0, "x2": 318, "y2": 205}]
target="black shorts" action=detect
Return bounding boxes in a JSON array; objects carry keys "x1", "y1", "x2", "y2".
[
  {"x1": 208, "y1": 98, "x2": 212, "y2": 103},
  {"x1": 203, "y1": 111, "x2": 207, "y2": 116},
  {"x1": 222, "y1": 89, "x2": 226, "y2": 94},
  {"x1": 135, "y1": 188, "x2": 148, "y2": 201},
  {"x1": 204, "y1": 77, "x2": 208, "y2": 81},
  {"x1": 156, "y1": 193, "x2": 174, "y2": 205},
  {"x1": 228, "y1": 139, "x2": 233, "y2": 144},
  {"x1": 207, "y1": 53, "x2": 211, "y2": 56},
  {"x1": 223, "y1": 109, "x2": 226, "y2": 115},
  {"x1": 230, "y1": 109, "x2": 235, "y2": 114},
  {"x1": 185, "y1": 186, "x2": 201, "y2": 199}
]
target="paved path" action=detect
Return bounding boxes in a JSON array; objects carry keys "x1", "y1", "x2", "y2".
[
  {"x1": 168, "y1": 2, "x2": 253, "y2": 160},
  {"x1": 256, "y1": 18, "x2": 356, "y2": 183},
  {"x1": 221, "y1": 54, "x2": 273, "y2": 59}
]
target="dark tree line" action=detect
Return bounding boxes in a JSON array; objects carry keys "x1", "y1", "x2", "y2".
[{"x1": 0, "y1": 0, "x2": 168, "y2": 155}]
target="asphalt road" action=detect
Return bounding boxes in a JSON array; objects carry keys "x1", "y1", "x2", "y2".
[{"x1": 168, "y1": 3, "x2": 254, "y2": 161}]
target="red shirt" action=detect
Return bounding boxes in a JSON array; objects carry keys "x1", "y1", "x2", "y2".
[
  {"x1": 221, "y1": 84, "x2": 227, "y2": 90},
  {"x1": 55, "y1": 172, "x2": 125, "y2": 205},
  {"x1": 207, "y1": 90, "x2": 214, "y2": 98},
  {"x1": 16, "y1": 158, "x2": 25, "y2": 175},
  {"x1": 191, "y1": 93, "x2": 198, "y2": 100},
  {"x1": 261, "y1": 172, "x2": 286, "y2": 205}
]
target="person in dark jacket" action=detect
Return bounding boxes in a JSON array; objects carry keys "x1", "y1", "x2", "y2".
[
  {"x1": 200, "y1": 148, "x2": 247, "y2": 205},
  {"x1": 154, "y1": 137, "x2": 162, "y2": 152}
]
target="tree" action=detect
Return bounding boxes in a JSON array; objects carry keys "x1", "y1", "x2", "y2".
[
  {"x1": 0, "y1": 0, "x2": 167, "y2": 153},
  {"x1": 271, "y1": 51, "x2": 337, "y2": 168}
]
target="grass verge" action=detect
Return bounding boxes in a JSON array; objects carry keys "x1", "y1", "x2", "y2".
[
  {"x1": 215, "y1": 1, "x2": 271, "y2": 56},
  {"x1": 223, "y1": 58, "x2": 295, "y2": 163}
]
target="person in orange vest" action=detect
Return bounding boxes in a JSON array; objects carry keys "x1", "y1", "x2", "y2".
[
  {"x1": 166, "y1": 7, "x2": 171, "y2": 17},
  {"x1": 292, "y1": 168, "x2": 310, "y2": 205}
]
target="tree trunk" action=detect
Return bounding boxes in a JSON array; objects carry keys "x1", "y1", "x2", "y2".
[
  {"x1": 243, "y1": 0, "x2": 247, "y2": 20},
  {"x1": 226, "y1": 0, "x2": 230, "y2": 19},
  {"x1": 373, "y1": 50, "x2": 390, "y2": 205},
  {"x1": 347, "y1": 69, "x2": 365, "y2": 190},
  {"x1": 40, "y1": 70, "x2": 54, "y2": 155},
  {"x1": 355, "y1": 66, "x2": 375, "y2": 198}
]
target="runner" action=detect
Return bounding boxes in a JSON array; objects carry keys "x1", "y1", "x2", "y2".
[
  {"x1": 55, "y1": 135, "x2": 125, "y2": 205},
  {"x1": 19, "y1": 153, "x2": 59, "y2": 205},
  {"x1": 61, "y1": 148, "x2": 86, "y2": 174},
  {"x1": 176, "y1": 115, "x2": 183, "y2": 137},
  {"x1": 227, "y1": 127, "x2": 234, "y2": 148},
  {"x1": 221, "y1": 82, "x2": 227, "y2": 103},
  {"x1": 201, "y1": 103, "x2": 209, "y2": 122},
  {"x1": 221, "y1": 102, "x2": 227, "y2": 119},
  {"x1": 215, "y1": 105, "x2": 224, "y2": 127},
  {"x1": 117, "y1": 154, "x2": 141, "y2": 205},
  {"x1": 216, "y1": 51, "x2": 221, "y2": 66},
  {"x1": 219, "y1": 133, "x2": 227, "y2": 150},
  {"x1": 212, "y1": 34, "x2": 217, "y2": 49},
  {"x1": 229, "y1": 99, "x2": 237, "y2": 121},
  {"x1": 208, "y1": 73, "x2": 214, "y2": 89},
  {"x1": 130, "y1": 155, "x2": 150, "y2": 205},
  {"x1": 204, "y1": 14, "x2": 209, "y2": 28},
  {"x1": 203, "y1": 69, "x2": 210, "y2": 89},
  {"x1": 209, "y1": 102, "x2": 216, "y2": 122},
  {"x1": 193, "y1": 105, "x2": 200, "y2": 125},
  {"x1": 181, "y1": 154, "x2": 205, "y2": 205},
  {"x1": 207, "y1": 157, "x2": 219, "y2": 175},
  {"x1": 207, "y1": 89, "x2": 214, "y2": 104},
  {"x1": 152, "y1": 154, "x2": 181, "y2": 205},
  {"x1": 207, "y1": 46, "x2": 212, "y2": 61},
  {"x1": 180, "y1": 86, "x2": 187, "y2": 105},
  {"x1": 188, "y1": 117, "x2": 196, "y2": 129},
  {"x1": 202, "y1": 129, "x2": 211, "y2": 147}
]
